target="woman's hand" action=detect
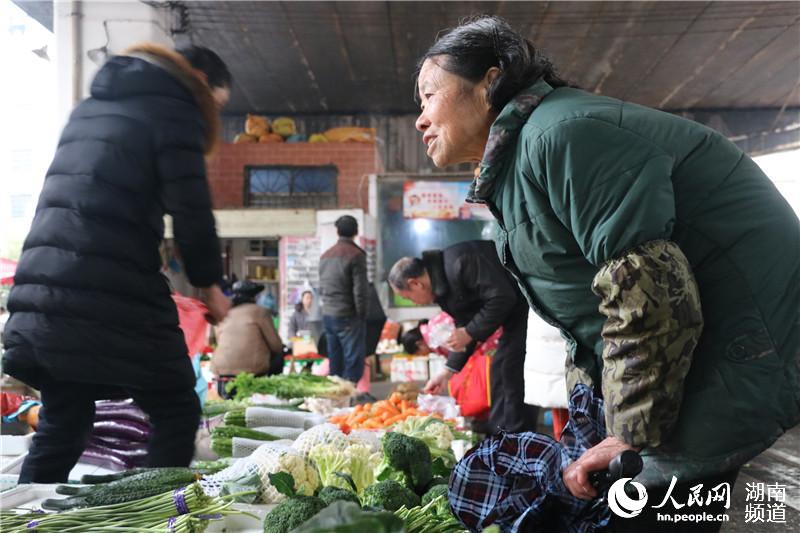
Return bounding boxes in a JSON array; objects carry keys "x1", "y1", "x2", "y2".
[
  {"x1": 445, "y1": 327, "x2": 473, "y2": 352},
  {"x1": 562, "y1": 436, "x2": 638, "y2": 500},
  {"x1": 200, "y1": 284, "x2": 231, "y2": 325},
  {"x1": 424, "y1": 369, "x2": 454, "y2": 395}
]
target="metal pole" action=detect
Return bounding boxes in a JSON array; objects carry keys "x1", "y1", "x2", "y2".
[{"x1": 70, "y1": 0, "x2": 83, "y2": 106}]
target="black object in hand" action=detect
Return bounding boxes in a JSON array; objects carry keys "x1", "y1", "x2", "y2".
[{"x1": 588, "y1": 450, "x2": 643, "y2": 492}]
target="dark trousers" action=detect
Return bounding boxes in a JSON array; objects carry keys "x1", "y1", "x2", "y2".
[
  {"x1": 19, "y1": 381, "x2": 200, "y2": 483},
  {"x1": 323, "y1": 315, "x2": 366, "y2": 383},
  {"x1": 490, "y1": 307, "x2": 539, "y2": 433},
  {"x1": 606, "y1": 469, "x2": 740, "y2": 532},
  {"x1": 366, "y1": 319, "x2": 386, "y2": 375}
]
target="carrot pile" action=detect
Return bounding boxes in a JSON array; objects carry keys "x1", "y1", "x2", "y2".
[{"x1": 329, "y1": 392, "x2": 438, "y2": 431}]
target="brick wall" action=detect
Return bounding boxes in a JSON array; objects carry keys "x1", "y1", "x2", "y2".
[{"x1": 206, "y1": 142, "x2": 383, "y2": 209}]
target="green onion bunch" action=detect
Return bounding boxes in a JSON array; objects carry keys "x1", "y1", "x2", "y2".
[{"x1": 4, "y1": 482, "x2": 255, "y2": 532}]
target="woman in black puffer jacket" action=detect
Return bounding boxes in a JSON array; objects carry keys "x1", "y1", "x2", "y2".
[{"x1": 3, "y1": 43, "x2": 232, "y2": 483}]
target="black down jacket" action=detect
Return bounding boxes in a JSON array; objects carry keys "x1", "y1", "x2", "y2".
[
  {"x1": 423, "y1": 240, "x2": 527, "y2": 371},
  {"x1": 3, "y1": 46, "x2": 222, "y2": 390}
]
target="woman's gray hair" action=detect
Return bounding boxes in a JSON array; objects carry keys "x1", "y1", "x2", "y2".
[
  {"x1": 415, "y1": 15, "x2": 571, "y2": 113},
  {"x1": 388, "y1": 257, "x2": 427, "y2": 291}
]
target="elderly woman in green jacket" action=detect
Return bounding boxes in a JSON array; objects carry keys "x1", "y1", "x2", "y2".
[{"x1": 416, "y1": 15, "x2": 799, "y2": 529}]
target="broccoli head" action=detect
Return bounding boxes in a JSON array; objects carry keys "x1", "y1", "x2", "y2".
[
  {"x1": 421, "y1": 484, "x2": 451, "y2": 516},
  {"x1": 360, "y1": 479, "x2": 420, "y2": 512},
  {"x1": 377, "y1": 432, "x2": 432, "y2": 492},
  {"x1": 421, "y1": 484, "x2": 448, "y2": 506},
  {"x1": 263, "y1": 495, "x2": 326, "y2": 533},
  {"x1": 318, "y1": 486, "x2": 360, "y2": 507}
]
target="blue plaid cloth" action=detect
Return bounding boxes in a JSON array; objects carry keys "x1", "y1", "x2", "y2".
[{"x1": 449, "y1": 384, "x2": 610, "y2": 532}]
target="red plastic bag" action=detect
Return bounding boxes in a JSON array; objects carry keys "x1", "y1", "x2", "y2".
[
  {"x1": 171, "y1": 293, "x2": 210, "y2": 357},
  {"x1": 448, "y1": 354, "x2": 491, "y2": 419}
]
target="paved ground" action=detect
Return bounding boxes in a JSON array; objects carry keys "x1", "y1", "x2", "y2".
[
  {"x1": 722, "y1": 425, "x2": 800, "y2": 532},
  {"x1": 371, "y1": 378, "x2": 800, "y2": 531}
]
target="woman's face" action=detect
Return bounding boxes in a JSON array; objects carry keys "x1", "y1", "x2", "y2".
[
  {"x1": 415, "y1": 57, "x2": 496, "y2": 168},
  {"x1": 212, "y1": 85, "x2": 230, "y2": 110},
  {"x1": 301, "y1": 292, "x2": 313, "y2": 309},
  {"x1": 416, "y1": 340, "x2": 432, "y2": 356}
]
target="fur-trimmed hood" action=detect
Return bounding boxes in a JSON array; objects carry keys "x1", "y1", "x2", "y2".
[{"x1": 91, "y1": 42, "x2": 220, "y2": 154}]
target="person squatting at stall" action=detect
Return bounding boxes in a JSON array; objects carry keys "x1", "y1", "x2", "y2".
[
  {"x1": 2, "y1": 44, "x2": 233, "y2": 483},
  {"x1": 318, "y1": 215, "x2": 369, "y2": 383},
  {"x1": 212, "y1": 281, "x2": 285, "y2": 398},
  {"x1": 389, "y1": 240, "x2": 539, "y2": 434},
  {"x1": 414, "y1": 15, "x2": 799, "y2": 532}
]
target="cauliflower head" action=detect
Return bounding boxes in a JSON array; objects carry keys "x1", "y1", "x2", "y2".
[
  {"x1": 392, "y1": 416, "x2": 454, "y2": 450},
  {"x1": 292, "y1": 423, "x2": 350, "y2": 456},
  {"x1": 250, "y1": 442, "x2": 320, "y2": 503},
  {"x1": 309, "y1": 442, "x2": 381, "y2": 494}
]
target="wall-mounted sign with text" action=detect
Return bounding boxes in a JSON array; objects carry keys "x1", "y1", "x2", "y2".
[{"x1": 402, "y1": 180, "x2": 492, "y2": 221}]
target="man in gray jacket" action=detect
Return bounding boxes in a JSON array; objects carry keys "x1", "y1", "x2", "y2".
[{"x1": 318, "y1": 215, "x2": 368, "y2": 382}]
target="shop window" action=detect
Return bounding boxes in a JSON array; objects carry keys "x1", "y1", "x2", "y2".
[{"x1": 245, "y1": 165, "x2": 338, "y2": 209}]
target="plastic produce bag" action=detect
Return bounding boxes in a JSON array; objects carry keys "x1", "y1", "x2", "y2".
[
  {"x1": 423, "y1": 313, "x2": 455, "y2": 350},
  {"x1": 245, "y1": 407, "x2": 325, "y2": 429},
  {"x1": 416, "y1": 393, "x2": 460, "y2": 420}
]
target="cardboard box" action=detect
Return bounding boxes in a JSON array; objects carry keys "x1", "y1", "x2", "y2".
[
  {"x1": 291, "y1": 339, "x2": 317, "y2": 356},
  {"x1": 377, "y1": 353, "x2": 394, "y2": 375},
  {"x1": 428, "y1": 354, "x2": 447, "y2": 378},
  {"x1": 390, "y1": 355, "x2": 429, "y2": 382}
]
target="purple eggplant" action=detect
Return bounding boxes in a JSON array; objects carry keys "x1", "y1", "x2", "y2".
[
  {"x1": 94, "y1": 400, "x2": 149, "y2": 424},
  {"x1": 87, "y1": 441, "x2": 148, "y2": 460},
  {"x1": 92, "y1": 419, "x2": 151, "y2": 442},
  {"x1": 79, "y1": 446, "x2": 142, "y2": 471},
  {"x1": 89, "y1": 435, "x2": 149, "y2": 451}
]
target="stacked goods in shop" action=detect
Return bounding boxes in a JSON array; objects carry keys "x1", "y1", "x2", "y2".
[
  {"x1": 230, "y1": 115, "x2": 378, "y2": 145},
  {"x1": 321, "y1": 127, "x2": 376, "y2": 143},
  {"x1": 79, "y1": 399, "x2": 151, "y2": 470}
]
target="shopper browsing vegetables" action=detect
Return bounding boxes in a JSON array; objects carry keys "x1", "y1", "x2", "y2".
[
  {"x1": 2, "y1": 44, "x2": 233, "y2": 483},
  {"x1": 389, "y1": 240, "x2": 538, "y2": 433}
]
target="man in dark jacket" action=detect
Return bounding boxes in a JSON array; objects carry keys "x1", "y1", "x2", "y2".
[
  {"x1": 389, "y1": 240, "x2": 538, "y2": 433},
  {"x1": 2, "y1": 44, "x2": 231, "y2": 483},
  {"x1": 318, "y1": 215, "x2": 368, "y2": 383}
]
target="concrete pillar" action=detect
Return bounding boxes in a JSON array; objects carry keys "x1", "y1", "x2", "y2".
[{"x1": 53, "y1": 0, "x2": 173, "y2": 127}]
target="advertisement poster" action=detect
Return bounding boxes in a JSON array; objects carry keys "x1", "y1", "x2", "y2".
[{"x1": 402, "y1": 180, "x2": 492, "y2": 220}]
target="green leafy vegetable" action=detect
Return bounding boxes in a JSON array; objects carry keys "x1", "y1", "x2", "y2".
[
  {"x1": 226, "y1": 373, "x2": 349, "y2": 401},
  {"x1": 395, "y1": 494, "x2": 464, "y2": 533},
  {"x1": 269, "y1": 472, "x2": 297, "y2": 498}
]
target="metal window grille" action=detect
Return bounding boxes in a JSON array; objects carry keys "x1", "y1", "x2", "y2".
[{"x1": 245, "y1": 165, "x2": 338, "y2": 209}]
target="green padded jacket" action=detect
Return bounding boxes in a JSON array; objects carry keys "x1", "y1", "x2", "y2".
[{"x1": 468, "y1": 79, "x2": 800, "y2": 485}]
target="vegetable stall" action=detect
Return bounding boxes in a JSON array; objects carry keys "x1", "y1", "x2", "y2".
[{"x1": 0, "y1": 372, "x2": 477, "y2": 532}]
